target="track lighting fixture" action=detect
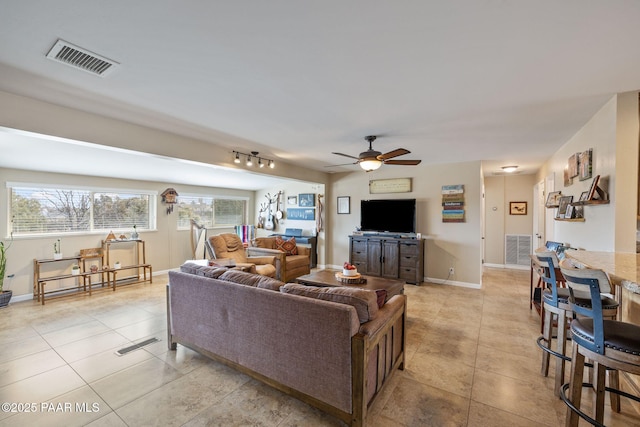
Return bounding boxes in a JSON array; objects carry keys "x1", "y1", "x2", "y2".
[{"x1": 232, "y1": 151, "x2": 275, "y2": 169}]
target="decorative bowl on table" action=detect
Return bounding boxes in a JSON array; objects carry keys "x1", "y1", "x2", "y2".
[{"x1": 343, "y1": 268, "x2": 358, "y2": 277}]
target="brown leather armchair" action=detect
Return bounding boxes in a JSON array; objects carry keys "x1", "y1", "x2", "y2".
[
  {"x1": 247, "y1": 236, "x2": 310, "y2": 282},
  {"x1": 207, "y1": 233, "x2": 277, "y2": 278}
]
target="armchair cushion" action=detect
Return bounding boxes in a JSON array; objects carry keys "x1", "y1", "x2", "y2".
[{"x1": 208, "y1": 233, "x2": 277, "y2": 278}]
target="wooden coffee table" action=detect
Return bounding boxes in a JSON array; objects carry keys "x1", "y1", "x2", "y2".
[{"x1": 295, "y1": 270, "x2": 404, "y2": 301}]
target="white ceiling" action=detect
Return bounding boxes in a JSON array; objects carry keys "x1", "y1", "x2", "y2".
[{"x1": 1, "y1": 1, "x2": 639, "y2": 189}]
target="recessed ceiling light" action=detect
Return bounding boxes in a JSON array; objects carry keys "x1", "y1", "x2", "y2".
[{"x1": 501, "y1": 165, "x2": 518, "y2": 173}]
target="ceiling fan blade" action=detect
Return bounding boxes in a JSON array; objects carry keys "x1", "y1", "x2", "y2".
[
  {"x1": 378, "y1": 148, "x2": 410, "y2": 160},
  {"x1": 324, "y1": 162, "x2": 358, "y2": 167},
  {"x1": 383, "y1": 159, "x2": 422, "y2": 165},
  {"x1": 332, "y1": 152, "x2": 359, "y2": 160}
]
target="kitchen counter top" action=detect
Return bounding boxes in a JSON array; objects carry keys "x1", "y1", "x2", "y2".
[{"x1": 565, "y1": 251, "x2": 640, "y2": 294}]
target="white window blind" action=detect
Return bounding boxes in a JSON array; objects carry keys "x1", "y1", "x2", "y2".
[
  {"x1": 9, "y1": 185, "x2": 154, "y2": 236},
  {"x1": 177, "y1": 195, "x2": 247, "y2": 230}
]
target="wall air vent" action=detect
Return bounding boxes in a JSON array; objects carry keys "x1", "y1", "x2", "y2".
[{"x1": 46, "y1": 39, "x2": 119, "y2": 77}]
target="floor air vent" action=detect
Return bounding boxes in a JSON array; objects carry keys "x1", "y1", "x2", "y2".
[
  {"x1": 115, "y1": 337, "x2": 159, "y2": 356},
  {"x1": 46, "y1": 39, "x2": 119, "y2": 76},
  {"x1": 505, "y1": 234, "x2": 531, "y2": 266}
]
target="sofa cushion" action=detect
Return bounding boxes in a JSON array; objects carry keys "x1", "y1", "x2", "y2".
[
  {"x1": 219, "y1": 269, "x2": 263, "y2": 286},
  {"x1": 255, "y1": 276, "x2": 286, "y2": 291},
  {"x1": 218, "y1": 269, "x2": 284, "y2": 290},
  {"x1": 180, "y1": 262, "x2": 227, "y2": 279},
  {"x1": 275, "y1": 236, "x2": 298, "y2": 256},
  {"x1": 280, "y1": 283, "x2": 378, "y2": 323}
]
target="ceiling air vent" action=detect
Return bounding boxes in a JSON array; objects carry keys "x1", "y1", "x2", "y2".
[{"x1": 46, "y1": 39, "x2": 119, "y2": 77}]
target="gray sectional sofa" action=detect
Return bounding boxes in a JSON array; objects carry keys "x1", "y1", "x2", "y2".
[{"x1": 167, "y1": 263, "x2": 406, "y2": 426}]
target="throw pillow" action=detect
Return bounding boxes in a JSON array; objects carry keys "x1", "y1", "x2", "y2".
[
  {"x1": 375, "y1": 289, "x2": 387, "y2": 308},
  {"x1": 280, "y1": 283, "x2": 378, "y2": 323},
  {"x1": 275, "y1": 236, "x2": 298, "y2": 256}
]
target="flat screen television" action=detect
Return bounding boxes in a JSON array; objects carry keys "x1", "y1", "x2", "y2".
[{"x1": 360, "y1": 198, "x2": 416, "y2": 234}]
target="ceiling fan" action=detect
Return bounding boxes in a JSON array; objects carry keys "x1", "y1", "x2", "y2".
[{"x1": 329, "y1": 135, "x2": 422, "y2": 171}]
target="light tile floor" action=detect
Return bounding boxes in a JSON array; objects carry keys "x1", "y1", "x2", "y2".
[{"x1": 1, "y1": 267, "x2": 639, "y2": 426}]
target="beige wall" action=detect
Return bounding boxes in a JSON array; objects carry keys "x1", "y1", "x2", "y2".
[
  {"x1": 0, "y1": 167, "x2": 251, "y2": 298},
  {"x1": 536, "y1": 93, "x2": 638, "y2": 252},
  {"x1": 484, "y1": 174, "x2": 537, "y2": 265},
  {"x1": 329, "y1": 161, "x2": 483, "y2": 287}
]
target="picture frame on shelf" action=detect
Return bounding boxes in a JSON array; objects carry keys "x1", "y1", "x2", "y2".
[
  {"x1": 579, "y1": 191, "x2": 589, "y2": 202},
  {"x1": 574, "y1": 205, "x2": 584, "y2": 218},
  {"x1": 337, "y1": 196, "x2": 350, "y2": 214},
  {"x1": 509, "y1": 201, "x2": 527, "y2": 215},
  {"x1": 557, "y1": 195, "x2": 573, "y2": 218},
  {"x1": 587, "y1": 175, "x2": 601, "y2": 200},
  {"x1": 545, "y1": 191, "x2": 562, "y2": 207},
  {"x1": 565, "y1": 205, "x2": 575, "y2": 219}
]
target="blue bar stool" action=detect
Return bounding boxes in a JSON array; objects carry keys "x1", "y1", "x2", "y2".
[
  {"x1": 559, "y1": 264, "x2": 635, "y2": 426},
  {"x1": 536, "y1": 251, "x2": 572, "y2": 396}
]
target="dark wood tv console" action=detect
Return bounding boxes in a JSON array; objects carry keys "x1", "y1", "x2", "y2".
[{"x1": 349, "y1": 235, "x2": 424, "y2": 284}]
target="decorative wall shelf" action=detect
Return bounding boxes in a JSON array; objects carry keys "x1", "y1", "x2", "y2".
[
  {"x1": 570, "y1": 200, "x2": 610, "y2": 206},
  {"x1": 554, "y1": 218, "x2": 586, "y2": 222}
]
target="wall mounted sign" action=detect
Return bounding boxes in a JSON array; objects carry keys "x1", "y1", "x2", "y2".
[
  {"x1": 442, "y1": 184, "x2": 465, "y2": 222},
  {"x1": 369, "y1": 178, "x2": 412, "y2": 194},
  {"x1": 286, "y1": 208, "x2": 315, "y2": 221}
]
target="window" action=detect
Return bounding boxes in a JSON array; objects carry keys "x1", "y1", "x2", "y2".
[
  {"x1": 177, "y1": 195, "x2": 247, "y2": 229},
  {"x1": 9, "y1": 184, "x2": 156, "y2": 236}
]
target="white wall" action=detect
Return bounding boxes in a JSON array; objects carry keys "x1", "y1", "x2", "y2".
[
  {"x1": 536, "y1": 94, "x2": 638, "y2": 252},
  {"x1": 329, "y1": 161, "x2": 483, "y2": 287}
]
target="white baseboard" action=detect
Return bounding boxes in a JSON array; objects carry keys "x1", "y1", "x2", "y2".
[
  {"x1": 484, "y1": 263, "x2": 530, "y2": 271},
  {"x1": 425, "y1": 277, "x2": 481, "y2": 289}
]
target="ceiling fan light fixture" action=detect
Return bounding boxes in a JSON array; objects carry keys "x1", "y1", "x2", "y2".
[
  {"x1": 501, "y1": 165, "x2": 518, "y2": 173},
  {"x1": 359, "y1": 158, "x2": 382, "y2": 171}
]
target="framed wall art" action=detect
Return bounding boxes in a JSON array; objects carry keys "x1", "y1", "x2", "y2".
[
  {"x1": 509, "y1": 201, "x2": 527, "y2": 215},
  {"x1": 564, "y1": 166, "x2": 573, "y2": 187},
  {"x1": 578, "y1": 149, "x2": 592, "y2": 181},
  {"x1": 298, "y1": 193, "x2": 315, "y2": 207},
  {"x1": 287, "y1": 196, "x2": 297, "y2": 205},
  {"x1": 337, "y1": 196, "x2": 350, "y2": 214},
  {"x1": 286, "y1": 208, "x2": 315, "y2": 221},
  {"x1": 568, "y1": 153, "x2": 578, "y2": 178}
]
